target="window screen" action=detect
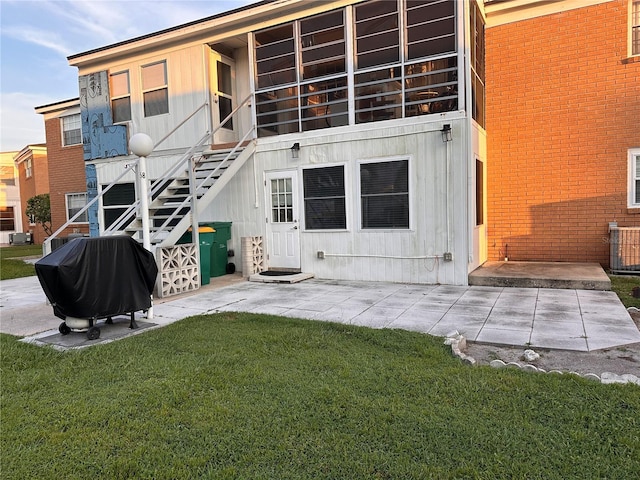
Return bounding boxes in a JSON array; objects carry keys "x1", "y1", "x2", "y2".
[
  {"x1": 360, "y1": 160, "x2": 409, "y2": 229},
  {"x1": 303, "y1": 166, "x2": 346, "y2": 230},
  {"x1": 103, "y1": 183, "x2": 135, "y2": 229}
]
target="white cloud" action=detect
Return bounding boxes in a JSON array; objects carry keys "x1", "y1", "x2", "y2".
[
  {"x1": 2, "y1": 25, "x2": 72, "y2": 57},
  {"x1": 0, "y1": 92, "x2": 51, "y2": 152}
]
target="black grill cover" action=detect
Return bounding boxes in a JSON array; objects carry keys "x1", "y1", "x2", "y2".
[{"x1": 35, "y1": 236, "x2": 158, "y2": 320}]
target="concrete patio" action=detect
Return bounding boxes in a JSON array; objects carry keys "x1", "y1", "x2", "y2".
[{"x1": 1, "y1": 271, "x2": 639, "y2": 352}]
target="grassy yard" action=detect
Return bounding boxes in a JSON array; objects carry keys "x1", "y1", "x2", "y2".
[
  {"x1": 610, "y1": 274, "x2": 640, "y2": 309},
  {"x1": 2, "y1": 313, "x2": 639, "y2": 479},
  {"x1": 0, "y1": 244, "x2": 41, "y2": 280}
]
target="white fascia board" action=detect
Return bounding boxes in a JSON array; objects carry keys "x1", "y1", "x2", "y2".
[
  {"x1": 35, "y1": 98, "x2": 80, "y2": 117},
  {"x1": 485, "y1": 0, "x2": 614, "y2": 27}
]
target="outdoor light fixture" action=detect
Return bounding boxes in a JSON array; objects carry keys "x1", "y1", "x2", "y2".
[
  {"x1": 291, "y1": 142, "x2": 300, "y2": 159},
  {"x1": 441, "y1": 124, "x2": 452, "y2": 143}
]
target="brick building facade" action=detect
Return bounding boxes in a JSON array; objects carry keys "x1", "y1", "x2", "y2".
[
  {"x1": 14, "y1": 145, "x2": 49, "y2": 244},
  {"x1": 485, "y1": 0, "x2": 640, "y2": 266},
  {"x1": 36, "y1": 99, "x2": 88, "y2": 241}
]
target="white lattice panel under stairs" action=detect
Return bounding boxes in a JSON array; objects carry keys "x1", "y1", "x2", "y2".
[
  {"x1": 157, "y1": 244, "x2": 200, "y2": 298},
  {"x1": 241, "y1": 236, "x2": 264, "y2": 277},
  {"x1": 610, "y1": 226, "x2": 640, "y2": 273}
]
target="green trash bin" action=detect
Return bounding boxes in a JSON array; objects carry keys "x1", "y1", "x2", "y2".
[
  {"x1": 177, "y1": 226, "x2": 215, "y2": 285},
  {"x1": 204, "y1": 222, "x2": 232, "y2": 278}
]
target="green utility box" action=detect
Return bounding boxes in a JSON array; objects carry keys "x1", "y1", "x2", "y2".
[
  {"x1": 177, "y1": 226, "x2": 215, "y2": 285},
  {"x1": 203, "y1": 222, "x2": 232, "y2": 278}
]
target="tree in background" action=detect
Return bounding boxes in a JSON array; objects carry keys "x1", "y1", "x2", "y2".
[{"x1": 26, "y1": 194, "x2": 52, "y2": 236}]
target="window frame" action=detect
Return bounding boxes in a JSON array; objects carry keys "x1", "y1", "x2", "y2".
[
  {"x1": 629, "y1": 148, "x2": 640, "y2": 208},
  {"x1": 0, "y1": 206, "x2": 15, "y2": 232},
  {"x1": 302, "y1": 163, "x2": 348, "y2": 231},
  {"x1": 65, "y1": 192, "x2": 89, "y2": 224},
  {"x1": 110, "y1": 70, "x2": 132, "y2": 123},
  {"x1": 254, "y1": 1, "x2": 460, "y2": 137},
  {"x1": 357, "y1": 156, "x2": 411, "y2": 231},
  {"x1": 25, "y1": 158, "x2": 33, "y2": 179},
  {"x1": 62, "y1": 113, "x2": 82, "y2": 146},
  {"x1": 631, "y1": 0, "x2": 640, "y2": 56},
  {"x1": 141, "y1": 60, "x2": 169, "y2": 117}
]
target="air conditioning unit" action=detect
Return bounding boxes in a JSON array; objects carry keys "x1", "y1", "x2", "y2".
[{"x1": 610, "y1": 224, "x2": 640, "y2": 273}]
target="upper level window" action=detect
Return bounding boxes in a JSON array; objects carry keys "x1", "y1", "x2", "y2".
[
  {"x1": 66, "y1": 192, "x2": 89, "y2": 223},
  {"x1": 25, "y1": 158, "x2": 33, "y2": 178},
  {"x1": 632, "y1": 0, "x2": 640, "y2": 55},
  {"x1": 110, "y1": 71, "x2": 131, "y2": 122},
  {"x1": 629, "y1": 148, "x2": 640, "y2": 208},
  {"x1": 303, "y1": 165, "x2": 346, "y2": 230},
  {"x1": 142, "y1": 61, "x2": 168, "y2": 117},
  {"x1": 360, "y1": 159, "x2": 409, "y2": 229},
  {"x1": 62, "y1": 114, "x2": 82, "y2": 146},
  {"x1": 0, "y1": 207, "x2": 15, "y2": 231},
  {"x1": 469, "y1": 0, "x2": 486, "y2": 128}
]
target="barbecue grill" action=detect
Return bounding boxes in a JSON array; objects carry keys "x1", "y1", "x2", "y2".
[{"x1": 35, "y1": 236, "x2": 158, "y2": 340}]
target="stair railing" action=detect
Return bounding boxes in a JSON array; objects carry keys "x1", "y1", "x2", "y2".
[
  {"x1": 104, "y1": 92, "x2": 254, "y2": 243},
  {"x1": 147, "y1": 125, "x2": 255, "y2": 245},
  {"x1": 42, "y1": 161, "x2": 139, "y2": 256}
]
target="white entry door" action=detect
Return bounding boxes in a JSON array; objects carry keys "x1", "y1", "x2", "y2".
[
  {"x1": 209, "y1": 50, "x2": 237, "y2": 144},
  {"x1": 266, "y1": 171, "x2": 300, "y2": 271}
]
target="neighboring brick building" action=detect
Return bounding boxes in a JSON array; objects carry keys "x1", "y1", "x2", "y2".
[
  {"x1": 0, "y1": 151, "x2": 22, "y2": 244},
  {"x1": 485, "y1": 0, "x2": 640, "y2": 267},
  {"x1": 14, "y1": 144, "x2": 49, "y2": 244},
  {"x1": 35, "y1": 99, "x2": 88, "y2": 240}
]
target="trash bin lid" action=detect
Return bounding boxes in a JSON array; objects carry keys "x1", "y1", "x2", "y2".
[{"x1": 188, "y1": 227, "x2": 216, "y2": 233}]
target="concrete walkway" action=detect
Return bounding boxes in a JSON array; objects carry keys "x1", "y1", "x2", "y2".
[{"x1": 2, "y1": 274, "x2": 639, "y2": 352}]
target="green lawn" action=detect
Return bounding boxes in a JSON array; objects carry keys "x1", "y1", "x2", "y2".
[
  {"x1": 610, "y1": 274, "x2": 640, "y2": 309},
  {"x1": 0, "y1": 244, "x2": 41, "y2": 280},
  {"x1": 1, "y1": 313, "x2": 639, "y2": 479}
]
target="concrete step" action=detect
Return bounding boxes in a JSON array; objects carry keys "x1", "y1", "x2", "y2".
[{"x1": 468, "y1": 261, "x2": 611, "y2": 290}]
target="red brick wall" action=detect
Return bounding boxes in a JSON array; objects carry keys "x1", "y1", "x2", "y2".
[
  {"x1": 486, "y1": 0, "x2": 640, "y2": 267},
  {"x1": 44, "y1": 117, "x2": 88, "y2": 238},
  {"x1": 17, "y1": 150, "x2": 49, "y2": 244}
]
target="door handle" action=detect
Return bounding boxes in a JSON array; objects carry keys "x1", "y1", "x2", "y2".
[{"x1": 293, "y1": 226, "x2": 298, "y2": 230}]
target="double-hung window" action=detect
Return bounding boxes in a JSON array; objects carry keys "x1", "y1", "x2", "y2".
[
  {"x1": 632, "y1": 0, "x2": 640, "y2": 55},
  {"x1": 360, "y1": 159, "x2": 409, "y2": 229},
  {"x1": 110, "y1": 71, "x2": 131, "y2": 122},
  {"x1": 303, "y1": 165, "x2": 346, "y2": 230},
  {"x1": 62, "y1": 114, "x2": 82, "y2": 146},
  {"x1": 142, "y1": 61, "x2": 169, "y2": 117},
  {"x1": 0, "y1": 207, "x2": 15, "y2": 231},
  {"x1": 66, "y1": 192, "x2": 88, "y2": 223},
  {"x1": 25, "y1": 158, "x2": 33, "y2": 178},
  {"x1": 630, "y1": 148, "x2": 640, "y2": 208}
]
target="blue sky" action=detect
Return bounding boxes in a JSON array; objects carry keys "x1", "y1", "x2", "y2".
[{"x1": 0, "y1": 0, "x2": 253, "y2": 152}]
